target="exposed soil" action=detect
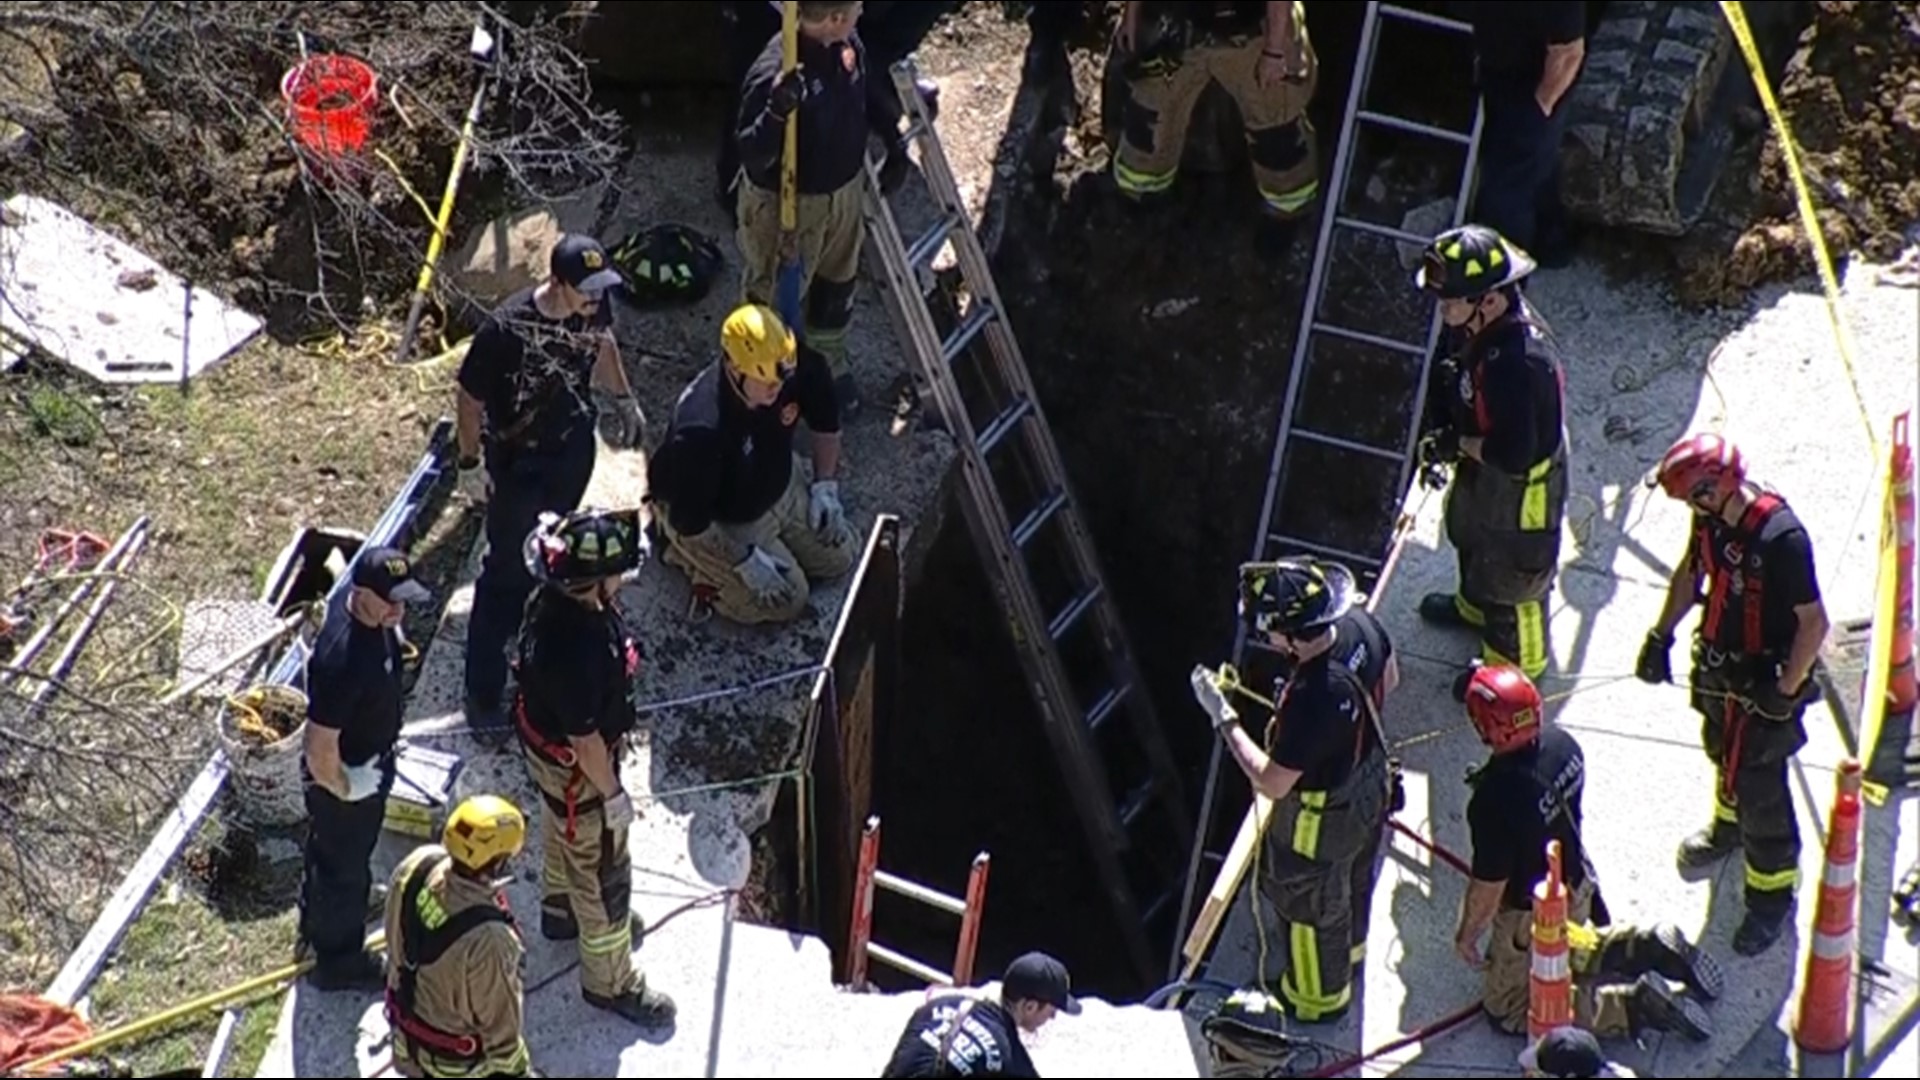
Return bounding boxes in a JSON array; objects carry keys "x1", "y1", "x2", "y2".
[{"x1": 1668, "y1": 2, "x2": 1920, "y2": 303}]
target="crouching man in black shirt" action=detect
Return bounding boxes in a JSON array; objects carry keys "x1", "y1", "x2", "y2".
[
  {"x1": 511, "y1": 508, "x2": 675, "y2": 1029},
  {"x1": 881, "y1": 952, "x2": 1080, "y2": 1076},
  {"x1": 1454, "y1": 662, "x2": 1721, "y2": 1043}
]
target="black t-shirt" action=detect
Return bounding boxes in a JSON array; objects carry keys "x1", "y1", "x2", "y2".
[
  {"x1": 1142, "y1": 1, "x2": 1266, "y2": 37},
  {"x1": 880, "y1": 996, "x2": 1040, "y2": 1077},
  {"x1": 646, "y1": 347, "x2": 840, "y2": 536},
  {"x1": 737, "y1": 30, "x2": 870, "y2": 194},
  {"x1": 455, "y1": 287, "x2": 611, "y2": 449},
  {"x1": 1457, "y1": 1, "x2": 1586, "y2": 84},
  {"x1": 304, "y1": 588, "x2": 404, "y2": 766},
  {"x1": 1686, "y1": 495, "x2": 1820, "y2": 657},
  {"x1": 1434, "y1": 305, "x2": 1566, "y2": 476},
  {"x1": 514, "y1": 589, "x2": 639, "y2": 744},
  {"x1": 1267, "y1": 610, "x2": 1391, "y2": 793},
  {"x1": 1467, "y1": 725, "x2": 1590, "y2": 911}
]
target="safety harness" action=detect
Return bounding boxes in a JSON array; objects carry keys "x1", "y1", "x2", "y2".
[
  {"x1": 1697, "y1": 492, "x2": 1793, "y2": 657},
  {"x1": 384, "y1": 855, "x2": 516, "y2": 1067}
]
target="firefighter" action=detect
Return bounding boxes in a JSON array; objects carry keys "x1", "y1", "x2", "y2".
[
  {"x1": 1111, "y1": 1, "x2": 1320, "y2": 257},
  {"x1": 734, "y1": 0, "x2": 868, "y2": 413},
  {"x1": 297, "y1": 546, "x2": 428, "y2": 991},
  {"x1": 1412, "y1": 224, "x2": 1569, "y2": 681},
  {"x1": 647, "y1": 303, "x2": 854, "y2": 626},
  {"x1": 1637, "y1": 433, "x2": 1830, "y2": 955},
  {"x1": 1189, "y1": 558, "x2": 1396, "y2": 1023},
  {"x1": 382, "y1": 795, "x2": 538, "y2": 1078},
  {"x1": 511, "y1": 507, "x2": 676, "y2": 1026},
  {"x1": 1453, "y1": 662, "x2": 1722, "y2": 1043},
  {"x1": 880, "y1": 951, "x2": 1079, "y2": 1076},
  {"x1": 454, "y1": 233, "x2": 645, "y2": 747}
]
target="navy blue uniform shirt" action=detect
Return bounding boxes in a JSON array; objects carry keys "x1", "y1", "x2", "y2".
[
  {"x1": 305, "y1": 588, "x2": 404, "y2": 766},
  {"x1": 456, "y1": 286, "x2": 611, "y2": 450}
]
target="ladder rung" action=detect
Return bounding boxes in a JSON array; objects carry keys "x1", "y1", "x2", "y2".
[
  {"x1": 872, "y1": 868, "x2": 968, "y2": 916},
  {"x1": 1047, "y1": 584, "x2": 1103, "y2": 643},
  {"x1": 941, "y1": 301, "x2": 997, "y2": 364},
  {"x1": 1335, "y1": 214, "x2": 1435, "y2": 247},
  {"x1": 867, "y1": 941, "x2": 954, "y2": 985},
  {"x1": 1290, "y1": 427, "x2": 1404, "y2": 463},
  {"x1": 977, "y1": 397, "x2": 1033, "y2": 456},
  {"x1": 1084, "y1": 682, "x2": 1130, "y2": 731},
  {"x1": 1118, "y1": 777, "x2": 1158, "y2": 829},
  {"x1": 907, "y1": 212, "x2": 961, "y2": 269},
  {"x1": 1312, "y1": 320, "x2": 1428, "y2": 358},
  {"x1": 1356, "y1": 109, "x2": 1473, "y2": 147},
  {"x1": 1377, "y1": 2, "x2": 1473, "y2": 34},
  {"x1": 1265, "y1": 533, "x2": 1385, "y2": 567},
  {"x1": 1010, "y1": 491, "x2": 1068, "y2": 548}
]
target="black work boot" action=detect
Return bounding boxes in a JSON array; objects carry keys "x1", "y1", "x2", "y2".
[
  {"x1": 1418, "y1": 592, "x2": 1472, "y2": 628},
  {"x1": 1624, "y1": 972, "x2": 1712, "y2": 1042},
  {"x1": 464, "y1": 694, "x2": 512, "y2": 751},
  {"x1": 585, "y1": 983, "x2": 677, "y2": 1028},
  {"x1": 1602, "y1": 923, "x2": 1724, "y2": 1001},
  {"x1": 1675, "y1": 821, "x2": 1739, "y2": 871},
  {"x1": 1733, "y1": 906, "x2": 1790, "y2": 957}
]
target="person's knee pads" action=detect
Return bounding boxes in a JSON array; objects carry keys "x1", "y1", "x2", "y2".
[{"x1": 807, "y1": 276, "x2": 856, "y2": 331}]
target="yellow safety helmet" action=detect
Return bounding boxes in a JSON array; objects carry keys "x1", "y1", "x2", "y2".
[
  {"x1": 720, "y1": 303, "x2": 797, "y2": 384},
  {"x1": 443, "y1": 794, "x2": 527, "y2": 871}
]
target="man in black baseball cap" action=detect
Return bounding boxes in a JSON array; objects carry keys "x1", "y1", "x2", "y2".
[
  {"x1": 353, "y1": 545, "x2": 432, "y2": 605},
  {"x1": 454, "y1": 232, "x2": 645, "y2": 748},
  {"x1": 880, "y1": 950, "x2": 1079, "y2": 1075},
  {"x1": 1520, "y1": 1027, "x2": 1637, "y2": 1078}
]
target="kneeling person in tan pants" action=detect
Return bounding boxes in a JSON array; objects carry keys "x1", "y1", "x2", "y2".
[{"x1": 648, "y1": 303, "x2": 855, "y2": 625}]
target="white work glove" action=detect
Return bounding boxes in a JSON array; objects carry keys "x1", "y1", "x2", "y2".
[
  {"x1": 456, "y1": 452, "x2": 490, "y2": 504},
  {"x1": 735, "y1": 546, "x2": 797, "y2": 608},
  {"x1": 600, "y1": 392, "x2": 647, "y2": 450},
  {"x1": 808, "y1": 480, "x2": 851, "y2": 542},
  {"x1": 1189, "y1": 665, "x2": 1238, "y2": 730},
  {"x1": 603, "y1": 790, "x2": 636, "y2": 832},
  {"x1": 340, "y1": 760, "x2": 382, "y2": 802}
]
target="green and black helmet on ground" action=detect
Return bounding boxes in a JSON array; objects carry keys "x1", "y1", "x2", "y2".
[
  {"x1": 1238, "y1": 557, "x2": 1358, "y2": 638},
  {"x1": 609, "y1": 223, "x2": 726, "y2": 308},
  {"x1": 1414, "y1": 224, "x2": 1536, "y2": 300}
]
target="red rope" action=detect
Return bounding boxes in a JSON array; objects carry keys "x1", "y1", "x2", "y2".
[
  {"x1": 1306, "y1": 1002, "x2": 1483, "y2": 1077},
  {"x1": 1389, "y1": 816, "x2": 1473, "y2": 876}
]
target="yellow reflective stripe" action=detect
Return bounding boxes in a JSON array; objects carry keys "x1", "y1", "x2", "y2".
[
  {"x1": 1280, "y1": 922, "x2": 1350, "y2": 1019},
  {"x1": 1515, "y1": 600, "x2": 1548, "y2": 678},
  {"x1": 1453, "y1": 593, "x2": 1486, "y2": 627},
  {"x1": 1520, "y1": 455, "x2": 1555, "y2": 531},
  {"x1": 1350, "y1": 942, "x2": 1366, "y2": 966},
  {"x1": 398, "y1": 1034, "x2": 530, "y2": 1079},
  {"x1": 1291, "y1": 790, "x2": 1325, "y2": 858},
  {"x1": 1113, "y1": 159, "x2": 1178, "y2": 194},
  {"x1": 581, "y1": 923, "x2": 633, "y2": 957},
  {"x1": 1745, "y1": 862, "x2": 1800, "y2": 892},
  {"x1": 1260, "y1": 180, "x2": 1319, "y2": 215},
  {"x1": 1714, "y1": 795, "x2": 1739, "y2": 823}
]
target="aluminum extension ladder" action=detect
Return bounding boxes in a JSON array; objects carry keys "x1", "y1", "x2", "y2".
[
  {"x1": 862, "y1": 57, "x2": 1193, "y2": 984},
  {"x1": 1168, "y1": 2, "x2": 1487, "y2": 978},
  {"x1": 844, "y1": 815, "x2": 990, "y2": 989}
]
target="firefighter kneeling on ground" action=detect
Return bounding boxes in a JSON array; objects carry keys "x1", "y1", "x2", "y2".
[
  {"x1": 383, "y1": 795, "x2": 539, "y2": 1078},
  {"x1": 511, "y1": 507, "x2": 676, "y2": 1027},
  {"x1": 1413, "y1": 224, "x2": 1570, "y2": 682},
  {"x1": 1637, "y1": 433, "x2": 1830, "y2": 956},
  {"x1": 1190, "y1": 557, "x2": 1396, "y2": 1024},
  {"x1": 1451, "y1": 662, "x2": 1722, "y2": 1044}
]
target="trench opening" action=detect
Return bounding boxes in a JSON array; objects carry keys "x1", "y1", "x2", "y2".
[{"x1": 871, "y1": 3, "x2": 1488, "y2": 1000}]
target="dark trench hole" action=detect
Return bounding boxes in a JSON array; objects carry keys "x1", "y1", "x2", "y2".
[{"x1": 871, "y1": 3, "x2": 1483, "y2": 1001}]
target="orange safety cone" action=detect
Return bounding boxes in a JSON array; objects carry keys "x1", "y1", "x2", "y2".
[
  {"x1": 1527, "y1": 839, "x2": 1574, "y2": 1066},
  {"x1": 1793, "y1": 758, "x2": 1864, "y2": 1053},
  {"x1": 1888, "y1": 414, "x2": 1917, "y2": 711}
]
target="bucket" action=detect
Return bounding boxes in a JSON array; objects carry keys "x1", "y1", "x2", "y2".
[
  {"x1": 217, "y1": 683, "x2": 310, "y2": 829},
  {"x1": 280, "y1": 55, "x2": 379, "y2": 161}
]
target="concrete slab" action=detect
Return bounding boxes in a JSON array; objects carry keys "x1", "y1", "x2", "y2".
[
  {"x1": 0, "y1": 193, "x2": 263, "y2": 380},
  {"x1": 1203, "y1": 252, "x2": 1920, "y2": 1077}
]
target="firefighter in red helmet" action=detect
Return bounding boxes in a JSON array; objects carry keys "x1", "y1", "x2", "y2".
[
  {"x1": 1636, "y1": 432, "x2": 1829, "y2": 956},
  {"x1": 1454, "y1": 662, "x2": 1722, "y2": 1042}
]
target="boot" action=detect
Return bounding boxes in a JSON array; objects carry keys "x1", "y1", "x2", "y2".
[
  {"x1": 541, "y1": 909, "x2": 646, "y2": 944},
  {"x1": 1624, "y1": 973, "x2": 1712, "y2": 1042},
  {"x1": 464, "y1": 694, "x2": 512, "y2": 750},
  {"x1": 1675, "y1": 822, "x2": 1738, "y2": 870},
  {"x1": 1732, "y1": 906, "x2": 1789, "y2": 957},
  {"x1": 306, "y1": 947, "x2": 386, "y2": 992},
  {"x1": 1418, "y1": 592, "x2": 1472, "y2": 628},
  {"x1": 1599, "y1": 923, "x2": 1724, "y2": 1001},
  {"x1": 585, "y1": 983, "x2": 677, "y2": 1028}
]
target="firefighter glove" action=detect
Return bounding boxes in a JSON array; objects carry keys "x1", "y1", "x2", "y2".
[
  {"x1": 601, "y1": 392, "x2": 646, "y2": 449},
  {"x1": 1189, "y1": 665, "x2": 1238, "y2": 729},
  {"x1": 809, "y1": 479, "x2": 850, "y2": 542},
  {"x1": 604, "y1": 790, "x2": 636, "y2": 831},
  {"x1": 736, "y1": 546, "x2": 797, "y2": 608},
  {"x1": 1635, "y1": 631, "x2": 1673, "y2": 685},
  {"x1": 768, "y1": 68, "x2": 809, "y2": 118},
  {"x1": 341, "y1": 760, "x2": 382, "y2": 802}
]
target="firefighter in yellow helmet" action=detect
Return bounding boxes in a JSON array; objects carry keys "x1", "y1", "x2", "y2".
[
  {"x1": 382, "y1": 795, "x2": 539, "y2": 1078},
  {"x1": 646, "y1": 303, "x2": 855, "y2": 625}
]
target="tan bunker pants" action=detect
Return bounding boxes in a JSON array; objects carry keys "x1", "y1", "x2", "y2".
[
  {"x1": 523, "y1": 749, "x2": 644, "y2": 1000},
  {"x1": 656, "y1": 465, "x2": 857, "y2": 625},
  {"x1": 735, "y1": 177, "x2": 864, "y2": 378}
]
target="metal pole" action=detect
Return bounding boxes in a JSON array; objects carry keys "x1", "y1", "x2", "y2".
[{"x1": 0, "y1": 516, "x2": 149, "y2": 686}]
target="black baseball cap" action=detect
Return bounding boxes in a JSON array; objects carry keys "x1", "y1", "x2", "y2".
[
  {"x1": 1519, "y1": 1027, "x2": 1612, "y2": 1077},
  {"x1": 353, "y1": 546, "x2": 431, "y2": 603},
  {"x1": 551, "y1": 233, "x2": 622, "y2": 294},
  {"x1": 1002, "y1": 952, "x2": 1081, "y2": 1015}
]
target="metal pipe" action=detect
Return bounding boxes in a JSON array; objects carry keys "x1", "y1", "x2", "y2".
[
  {"x1": 15, "y1": 525, "x2": 150, "y2": 730},
  {"x1": 157, "y1": 612, "x2": 306, "y2": 707},
  {"x1": 0, "y1": 516, "x2": 149, "y2": 685}
]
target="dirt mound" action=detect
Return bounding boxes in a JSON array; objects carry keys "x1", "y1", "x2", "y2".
[{"x1": 1684, "y1": 2, "x2": 1920, "y2": 300}]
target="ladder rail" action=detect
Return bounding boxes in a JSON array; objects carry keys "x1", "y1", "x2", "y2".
[
  {"x1": 847, "y1": 816, "x2": 993, "y2": 989},
  {"x1": 1167, "y1": 1, "x2": 1486, "y2": 978}
]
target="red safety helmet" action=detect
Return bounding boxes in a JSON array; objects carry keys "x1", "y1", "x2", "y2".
[
  {"x1": 1654, "y1": 433, "x2": 1747, "y2": 506},
  {"x1": 1463, "y1": 663, "x2": 1544, "y2": 754}
]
